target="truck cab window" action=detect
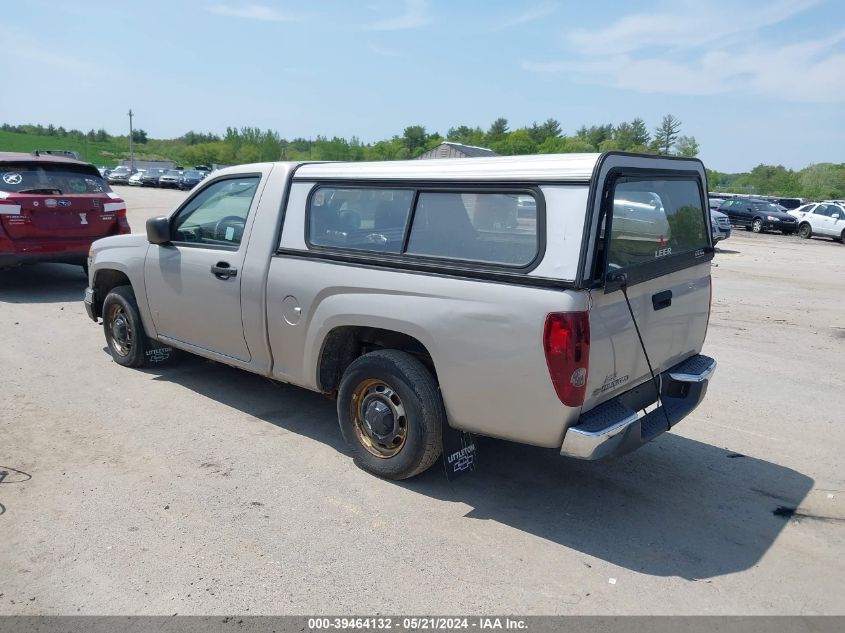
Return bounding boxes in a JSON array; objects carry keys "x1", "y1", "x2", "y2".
[
  {"x1": 308, "y1": 187, "x2": 414, "y2": 253},
  {"x1": 172, "y1": 177, "x2": 259, "y2": 247}
]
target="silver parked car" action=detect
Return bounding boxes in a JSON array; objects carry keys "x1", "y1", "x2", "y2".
[
  {"x1": 84, "y1": 153, "x2": 716, "y2": 479},
  {"x1": 711, "y1": 209, "x2": 732, "y2": 243}
]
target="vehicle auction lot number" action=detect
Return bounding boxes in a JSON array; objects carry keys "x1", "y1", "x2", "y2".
[{"x1": 308, "y1": 618, "x2": 527, "y2": 631}]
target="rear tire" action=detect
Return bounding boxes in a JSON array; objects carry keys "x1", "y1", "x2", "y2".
[
  {"x1": 798, "y1": 223, "x2": 812, "y2": 239},
  {"x1": 337, "y1": 350, "x2": 443, "y2": 480},
  {"x1": 102, "y1": 285, "x2": 146, "y2": 368}
]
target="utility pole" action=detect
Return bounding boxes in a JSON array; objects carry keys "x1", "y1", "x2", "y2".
[{"x1": 128, "y1": 108, "x2": 135, "y2": 169}]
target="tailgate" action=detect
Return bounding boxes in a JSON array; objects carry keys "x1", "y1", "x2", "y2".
[
  {"x1": 583, "y1": 162, "x2": 713, "y2": 410},
  {"x1": 1, "y1": 194, "x2": 121, "y2": 239},
  {"x1": 585, "y1": 263, "x2": 710, "y2": 410}
]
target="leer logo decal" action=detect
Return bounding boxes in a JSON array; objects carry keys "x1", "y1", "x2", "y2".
[{"x1": 2, "y1": 173, "x2": 22, "y2": 185}]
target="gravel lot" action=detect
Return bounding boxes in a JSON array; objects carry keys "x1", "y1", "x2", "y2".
[{"x1": 1, "y1": 186, "x2": 843, "y2": 615}]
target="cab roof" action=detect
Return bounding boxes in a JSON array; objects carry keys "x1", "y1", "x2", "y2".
[{"x1": 293, "y1": 153, "x2": 604, "y2": 183}]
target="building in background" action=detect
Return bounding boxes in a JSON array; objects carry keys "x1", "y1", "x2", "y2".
[
  {"x1": 417, "y1": 142, "x2": 498, "y2": 160},
  {"x1": 118, "y1": 158, "x2": 176, "y2": 171}
]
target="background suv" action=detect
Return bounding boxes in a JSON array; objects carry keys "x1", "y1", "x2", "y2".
[
  {"x1": 107, "y1": 166, "x2": 135, "y2": 185},
  {"x1": 1, "y1": 152, "x2": 130, "y2": 272}
]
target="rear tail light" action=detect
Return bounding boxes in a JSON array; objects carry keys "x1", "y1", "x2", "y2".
[
  {"x1": 116, "y1": 207, "x2": 131, "y2": 233},
  {"x1": 104, "y1": 198, "x2": 131, "y2": 233},
  {"x1": 705, "y1": 274, "x2": 713, "y2": 338},
  {"x1": 543, "y1": 311, "x2": 590, "y2": 407}
]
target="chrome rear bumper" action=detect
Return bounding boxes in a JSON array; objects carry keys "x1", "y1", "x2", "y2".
[{"x1": 561, "y1": 354, "x2": 716, "y2": 460}]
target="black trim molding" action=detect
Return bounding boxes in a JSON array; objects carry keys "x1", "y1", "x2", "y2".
[{"x1": 275, "y1": 247, "x2": 576, "y2": 290}]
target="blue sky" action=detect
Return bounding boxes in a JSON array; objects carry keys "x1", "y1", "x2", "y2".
[{"x1": 0, "y1": 0, "x2": 843, "y2": 172}]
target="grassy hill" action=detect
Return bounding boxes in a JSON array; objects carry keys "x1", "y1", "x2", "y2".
[{"x1": 0, "y1": 129, "x2": 181, "y2": 167}]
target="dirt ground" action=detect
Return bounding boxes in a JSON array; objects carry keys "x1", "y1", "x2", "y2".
[{"x1": 1, "y1": 185, "x2": 843, "y2": 615}]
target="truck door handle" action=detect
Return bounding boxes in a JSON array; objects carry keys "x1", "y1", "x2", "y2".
[
  {"x1": 652, "y1": 290, "x2": 672, "y2": 311},
  {"x1": 210, "y1": 262, "x2": 238, "y2": 279}
]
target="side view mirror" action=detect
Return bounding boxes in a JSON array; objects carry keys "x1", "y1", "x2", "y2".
[
  {"x1": 833, "y1": 214, "x2": 840, "y2": 219},
  {"x1": 146, "y1": 216, "x2": 171, "y2": 244}
]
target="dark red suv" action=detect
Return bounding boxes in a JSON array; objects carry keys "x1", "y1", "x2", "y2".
[{"x1": 0, "y1": 152, "x2": 130, "y2": 272}]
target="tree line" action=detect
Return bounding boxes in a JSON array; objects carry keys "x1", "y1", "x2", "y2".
[
  {"x1": 3, "y1": 118, "x2": 843, "y2": 199},
  {"x1": 1, "y1": 114, "x2": 697, "y2": 163}
]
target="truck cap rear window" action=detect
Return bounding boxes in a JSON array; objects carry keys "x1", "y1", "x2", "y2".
[{"x1": 605, "y1": 177, "x2": 708, "y2": 275}]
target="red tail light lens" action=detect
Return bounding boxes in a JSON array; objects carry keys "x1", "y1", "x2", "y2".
[
  {"x1": 115, "y1": 207, "x2": 131, "y2": 233},
  {"x1": 543, "y1": 311, "x2": 590, "y2": 407}
]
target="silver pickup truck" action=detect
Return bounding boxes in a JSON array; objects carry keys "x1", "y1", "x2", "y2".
[{"x1": 84, "y1": 153, "x2": 716, "y2": 479}]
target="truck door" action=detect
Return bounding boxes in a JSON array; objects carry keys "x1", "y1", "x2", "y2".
[{"x1": 144, "y1": 174, "x2": 264, "y2": 361}]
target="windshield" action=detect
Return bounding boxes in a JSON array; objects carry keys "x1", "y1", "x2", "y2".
[
  {"x1": 752, "y1": 202, "x2": 782, "y2": 213},
  {"x1": 183, "y1": 170, "x2": 200, "y2": 178},
  {"x1": 112, "y1": 167, "x2": 131, "y2": 174},
  {"x1": 164, "y1": 170, "x2": 181, "y2": 177},
  {"x1": 1, "y1": 162, "x2": 111, "y2": 194}
]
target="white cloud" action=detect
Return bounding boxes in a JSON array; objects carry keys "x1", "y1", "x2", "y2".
[
  {"x1": 0, "y1": 26, "x2": 95, "y2": 74},
  {"x1": 369, "y1": 43, "x2": 402, "y2": 58},
  {"x1": 363, "y1": 0, "x2": 431, "y2": 31},
  {"x1": 566, "y1": 0, "x2": 820, "y2": 56},
  {"x1": 208, "y1": 3, "x2": 298, "y2": 22},
  {"x1": 494, "y1": 3, "x2": 558, "y2": 30},
  {"x1": 524, "y1": 0, "x2": 845, "y2": 103}
]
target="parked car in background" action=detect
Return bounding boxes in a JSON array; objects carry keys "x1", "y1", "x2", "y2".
[
  {"x1": 107, "y1": 166, "x2": 135, "y2": 185},
  {"x1": 719, "y1": 198, "x2": 798, "y2": 234},
  {"x1": 128, "y1": 170, "x2": 146, "y2": 187},
  {"x1": 708, "y1": 197, "x2": 726, "y2": 212},
  {"x1": 797, "y1": 202, "x2": 845, "y2": 242},
  {"x1": 158, "y1": 170, "x2": 182, "y2": 189},
  {"x1": 140, "y1": 169, "x2": 167, "y2": 187},
  {"x1": 178, "y1": 170, "x2": 208, "y2": 190},
  {"x1": 773, "y1": 197, "x2": 805, "y2": 210},
  {"x1": 98, "y1": 166, "x2": 113, "y2": 179},
  {"x1": 788, "y1": 203, "x2": 815, "y2": 221},
  {"x1": 1, "y1": 152, "x2": 130, "y2": 272},
  {"x1": 711, "y1": 209, "x2": 731, "y2": 243}
]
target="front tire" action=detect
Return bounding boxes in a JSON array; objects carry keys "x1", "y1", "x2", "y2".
[
  {"x1": 102, "y1": 285, "x2": 146, "y2": 368},
  {"x1": 752, "y1": 218, "x2": 764, "y2": 233},
  {"x1": 337, "y1": 350, "x2": 443, "y2": 480},
  {"x1": 798, "y1": 223, "x2": 812, "y2": 239}
]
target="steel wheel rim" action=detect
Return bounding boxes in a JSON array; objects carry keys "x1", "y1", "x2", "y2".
[
  {"x1": 350, "y1": 379, "x2": 408, "y2": 458},
  {"x1": 800, "y1": 224, "x2": 810, "y2": 238},
  {"x1": 108, "y1": 304, "x2": 133, "y2": 356}
]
